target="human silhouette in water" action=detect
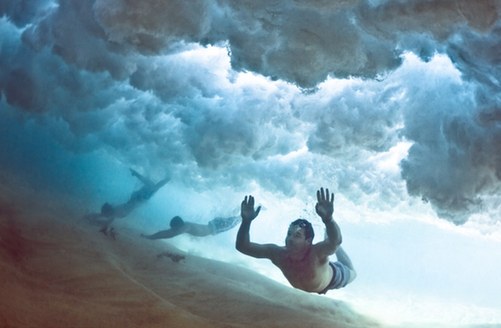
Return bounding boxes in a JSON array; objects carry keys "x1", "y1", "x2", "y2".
[
  {"x1": 85, "y1": 168, "x2": 170, "y2": 236},
  {"x1": 236, "y1": 187, "x2": 356, "y2": 294},
  {"x1": 142, "y1": 215, "x2": 241, "y2": 239}
]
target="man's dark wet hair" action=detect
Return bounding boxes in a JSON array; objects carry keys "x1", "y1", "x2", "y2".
[
  {"x1": 290, "y1": 218, "x2": 314, "y2": 241},
  {"x1": 170, "y1": 216, "x2": 185, "y2": 229}
]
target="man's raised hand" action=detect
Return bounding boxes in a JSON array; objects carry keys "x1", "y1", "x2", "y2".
[
  {"x1": 315, "y1": 187, "x2": 334, "y2": 223},
  {"x1": 241, "y1": 195, "x2": 261, "y2": 223}
]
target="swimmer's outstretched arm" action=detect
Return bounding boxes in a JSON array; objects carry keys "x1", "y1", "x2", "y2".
[
  {"x1": 236, "y1": 195, "x2": 280, "y2": 260},
  {"x1": 141, "y1": 229, "x2": 181, "y2": 240},
  {"x1": 314, "y1": 188, "x2": 342, "y2": 256}
]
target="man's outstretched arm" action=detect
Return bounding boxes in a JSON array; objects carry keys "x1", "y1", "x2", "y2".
[
  {"x1": 141, "y1": 229, "x2": 181, "y2": 240},
  {"x1": 235, "y1": 219, "x2": 254, "y2": 254},
  {"x1": 314, "y1": 187, "x2": 342, "y2": 255},
  {"x1": 236, "y1": 195, "x2": 280, "y2": 259},
  {"x1": 235, "y1": 195, "x2": 260, "y2": 254}
]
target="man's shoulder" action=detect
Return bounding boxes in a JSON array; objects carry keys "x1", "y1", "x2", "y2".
[
  {"x1": 260, "y1": 243, "x2": 285, "y2": 258},
  {"x1": 274, "y1": 245, "x2": 293, "y2": 258},
  {"x1": 269, "y1": 246, "x2": 287, "y2": 263},
  {"x1": 310, "y1": 242, "x2": 335, "y2": 260}
]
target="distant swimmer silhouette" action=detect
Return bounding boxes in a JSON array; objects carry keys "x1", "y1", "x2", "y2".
[
  {"x1": 141, "y1": 215, "x2": 241, "y2": 240},
  {"x1": 85, "y1": 168, "x2": 170, "y2": 236},
  {"x1": 236, "y1": 187, "x2": 356, "y2": 294}
]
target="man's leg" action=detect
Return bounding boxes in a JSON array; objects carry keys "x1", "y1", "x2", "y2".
[
  {"x1": 208, "y1": 216, "x2": 241, "y2": 235},
  {"x1": 336, "y1": 246, "x2": 357, "y2": 284},
  {"x1": 130, "y1": 168, "x2": 154, "y2": 186},
  {"x1": 156, "y1": 176, "x2": 170, "y2": 189},
  {"x1": 148, "y1": 177, "x2": 170, "y2": 197}
]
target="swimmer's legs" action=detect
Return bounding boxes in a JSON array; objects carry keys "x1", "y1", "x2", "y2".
[{"x1": 336, "y1": 246, "x2": 357, "y2": 284}]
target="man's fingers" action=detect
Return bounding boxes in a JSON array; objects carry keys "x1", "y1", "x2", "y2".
[
  {"x1": 316, "y1": 187, "x2": 334, "y2": 203},
  {"x1": 242, "y1": 195, "x2": 256, "y2": 210},
  {"x1": 325, "y1": 188, "x2": 334, "y2": 204},
  {"x1": 255, "y1": 205, "x2": 261, "y2": 217},
  {"x1": 318, "y1": 188, "x2": 325, "y2": 201}
]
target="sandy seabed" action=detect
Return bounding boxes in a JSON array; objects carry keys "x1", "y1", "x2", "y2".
[{"x1": 0, "y1": 175, "x2": 380, "y2": 328}]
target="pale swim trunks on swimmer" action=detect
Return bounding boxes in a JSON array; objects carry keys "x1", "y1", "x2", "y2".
[
  {"x1": 208, "y1": 216, "x2": 241, "y2": 235},
  {"x1": 319, "y1": 261, "x2": 352, "y2": 294}
]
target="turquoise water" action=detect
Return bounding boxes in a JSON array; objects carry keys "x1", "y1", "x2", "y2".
[{"x1": 2, "y1": 2, "x2": 501, "y2": 326}]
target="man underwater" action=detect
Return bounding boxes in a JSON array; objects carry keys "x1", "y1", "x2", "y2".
[
  {"x1": 236, "y1": 187, "x2": 356, "y2": 294},
  {"x1": 85, "y1": 168, "x2": 170, "y2": 236},
  {"x1": 142, "y1": 215, "x2": 241, "y2": 239}
]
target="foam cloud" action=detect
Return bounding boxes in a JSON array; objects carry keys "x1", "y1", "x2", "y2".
[
  {"x1": 5, "y1": 1, "x2": 500, "y2": 85},
  {"x1": 93, "y1": 0, "x2": 213, "y2": 53},
  {"x1": 1, "y1": 0, "x2": 501, "y2": 225},
  {"x1": 295, "y1": 78, "x2": 403, "y2": 155},
  {"x1": 0, "y1": 0, "x2": 54, "y2": 27},
  {"x1": 398, "y1": 53, "x2": 501, "y2": 224}
]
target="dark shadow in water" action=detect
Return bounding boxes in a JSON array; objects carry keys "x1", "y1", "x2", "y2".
[{"x1": 0, "y1": 202, "x2": 33, "y2": 264}]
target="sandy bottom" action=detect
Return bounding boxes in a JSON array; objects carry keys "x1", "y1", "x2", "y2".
[{"x1": 0, "y1": 176, "x2": 380, "y2": 328}]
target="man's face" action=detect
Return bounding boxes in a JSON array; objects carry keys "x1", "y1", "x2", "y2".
[{"x1": 285, "y1": 224, "x2": 310, "y2": 250}]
